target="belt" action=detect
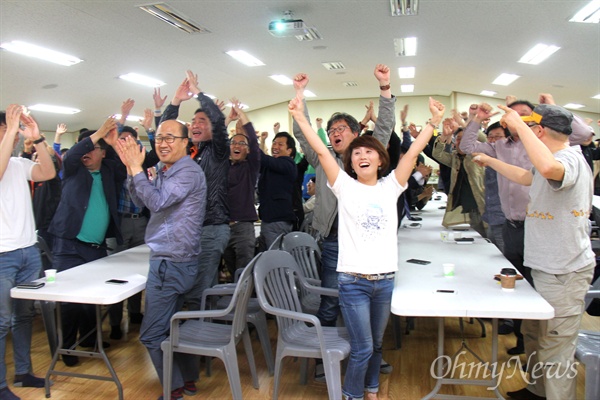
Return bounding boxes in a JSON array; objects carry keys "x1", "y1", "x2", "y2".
[
  {"x1": 75, "y1": 239, "x2": 112, "y2": 251},
  {"x1": 120, "y1": 213, "x2": 142, "y2": 219},
  {"x1": 345, "y1": 272, "x2": 395, "y2": 281},
  {"x1": 506, "y1": 219, "x2": 525, "y2": 228}
]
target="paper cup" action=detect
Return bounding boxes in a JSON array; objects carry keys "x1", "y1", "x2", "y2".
[
  {"x1": 443, "y1": 263, "x2": 455, "y2": 277},
  {"x1": 500, "y1": 274, "x2": 516, "y2": 291},
  {"x1": 440, "y1": 231, "x2": 449, "y2": 242},
  {"x1": 45, "y1": 269, "x2": 57, "y2": 284},
  {"x1": 453, "y1": 232, "x2": 462, "y2": 239}
]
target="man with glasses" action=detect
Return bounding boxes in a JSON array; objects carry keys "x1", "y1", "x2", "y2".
[
  {"x1": 223, "y1": 101, "x2": 260, "y2": 277},
  {"x1": 292, "y1": 64, "x2": 396, "y2": 380},
  {"x1": 48, "y1": 118, "x2": 126, "y2": 366},
  {"x1": 160, "y1": 71, "x2": 230, "y2": 312},
  {"x1": 116, "y1": 119, "x2": 206, "y2": 400},
  {"x1": 460, "y1": 95, "x2": 593, "y2": 356}
]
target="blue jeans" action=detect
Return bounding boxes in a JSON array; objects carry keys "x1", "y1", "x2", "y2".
[
  {"x1": 338, "y1": 273, "x2": 394, "y2": 399},
  {"x1": 184, "y1": 224, "x2": 230, "y2": 311},
  {"x1": 0, "y1": 245, "x2": 42, "y2": 390},
  {"x1": 140, "y1": 259, "x2": 200, "y2": 389},
  {"x1": 316, "y1": 234, "x2": 339, "y2": 327}
]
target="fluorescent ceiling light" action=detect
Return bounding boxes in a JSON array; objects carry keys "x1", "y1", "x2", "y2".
[
  {"x1": 570, "y1": 0, "x2": 600, "y2": 23},
  {"x1": 564, "y1": 103, "x2": 585, "y2": 109},
  {"x1": 303, "y1": 90, "x2": 316, "y2": 98},
  {"x1": 226, "y1": 50, "x2": 264, "y2": 66},
  {"x1": 592, "y1": 94, "x2": 600, "y2": 99},
  {"x1": 119, "y1": 73, "x2": 165, "y2": 87},
  {"x1": 492, "y1": 73, "x2": 520, "y2": 86},
  {"x1": 28, "y1": 104, "x2": 80, "y2": 114},
  {"x1": 398, "y1": 67, "x2": 415, "y2": 79},
  {"x1": 394, "y1": 37, "x2": 417, "y2": 56},
  {"x1": 269, "y1": 75, "x2": 293, "y2": 85},
  {"x1": 204, "y1": 93, "x2": 216, "y2": 99},
  {"x1": 390, "y1": 0, "x2": 419, "y2": 16},
  {"x1": 518, "y1": 44, "x2": 560, "y2": 65},
  {"x1": 0, "y1": 40, "x2": 83, "y2": 66},
  {"x1": 114, "y1": 114, "x2": 143, "y2": 122},
  {"x1": 480, "y1": 90, "x2": 497, "y2": 97},
  {"x1": 400, "y1": 84, "x2": 414, "y2": 93}
]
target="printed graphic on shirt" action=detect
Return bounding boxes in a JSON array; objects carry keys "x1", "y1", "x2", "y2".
[{"x1": 357, "y1": 203, "x2": 387, "y2": 240}]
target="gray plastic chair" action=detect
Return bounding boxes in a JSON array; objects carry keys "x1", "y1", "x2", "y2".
[
  {"x1": 161, "y1": 255, "x2": 260, "y2": 400},
  {"x1": 268, "y1": 233, "x2": 285, "y2": 250},
  {"x1": 201, "y1": 255, "x2": 274, "y2": 376},
  {"x1": 575, "y1": 278, "x2": 600, "y2": 400},
  {"x1": 253, "y1": 250, "x2": 350, "y2": 400},
  {"x1": 280, "y1": 231, "x2": 322, "y2": 315}
]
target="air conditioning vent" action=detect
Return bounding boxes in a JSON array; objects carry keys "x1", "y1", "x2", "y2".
[
  {"x1": 322, "y1": 62, "x2": 346, "y2": 71},
  {"x1": 139, "y1": 3, "x2": 210, "y2": 34}
]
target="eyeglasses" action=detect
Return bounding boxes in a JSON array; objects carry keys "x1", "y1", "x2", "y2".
[
  {"x1": 230, "y1": 140, "x2": 248, "y2": 147},
  {"x1": 487, "y1": 135, "x2": 505, "y2": 140},
  {"x1": 327, "y1": 125, "x2": 350, "y2": 135},
  {"x1": 93, "y1": 146, "x2": 102, "y2": 151},
  {"x1": 526, "y1": 123, "x2": 538, "y2": 128},
  {"x1": 155, "y1": 135, "x2": 187, "y2": 144}
]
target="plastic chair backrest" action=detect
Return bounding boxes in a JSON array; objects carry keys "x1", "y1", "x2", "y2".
[
  {"x1": 253, "y1": 250, "x2": 305, "y2": 332},
  {"x1": 229, "y1": 254, "x2": 259, "y2": 343},
  {"x1": 280, "y1": 231, "x2": 321, "y2": 281}
]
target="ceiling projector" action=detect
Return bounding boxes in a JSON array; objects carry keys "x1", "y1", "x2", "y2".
[{"x1": 268, "y1": 19, "x2": 309, "y2": 37}]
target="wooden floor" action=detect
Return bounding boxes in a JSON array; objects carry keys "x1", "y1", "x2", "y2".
[{"x1": 5, "y1": 307, "x2": 598, "y2": 400}]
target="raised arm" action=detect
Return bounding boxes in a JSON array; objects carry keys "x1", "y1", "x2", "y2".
[
  {"x1": 395, "y1": 98, "x2": 444, "y2": 186},
  {"x1": 498, "y1": 104, "x2": 565, "y2": 181},
  {"x1": 372, "y1": 64, "x2": 395, "y2": 146},
  {"x1": 0, "y1": 105, "x2": 23, "y2": 180},
  {"x1": 472, "y1": 152, "x2": 532, "y2": 186},
  {"x1": 458, "y1": 103, "x2": 497, "y2": 157},
  {"x1": 289, "y1": 94, "x2": 339, "y2": 186},
  {"x1": 291, "y1": 73, "x2": 319, "y2": 167},
  {"x1": 20, "y1": 113, "x2": 56, "y2": 182}
]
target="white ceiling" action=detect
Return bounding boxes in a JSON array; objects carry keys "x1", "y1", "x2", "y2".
[{"x1": 1, "y1": 0, "x2": 599, "y2": 132}]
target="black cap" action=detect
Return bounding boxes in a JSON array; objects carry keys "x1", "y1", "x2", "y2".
[{"x1": 521, "y1": 104, "x2": 573, "y2": 135}]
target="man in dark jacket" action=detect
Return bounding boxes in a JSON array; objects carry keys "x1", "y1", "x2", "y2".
[
  {"x1": 48, "y1": 118, "x2": 125, "y2": 366},
  {"x1": 257, "y1": 131, "x2": 298, "y2": 251}
]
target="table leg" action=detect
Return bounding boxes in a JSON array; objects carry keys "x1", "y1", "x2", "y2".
[
  {"x1": 43, "y1": 303, "x2": 124, "y2": 400},
  {"x1": 422, "y1": 317, "x2": 446, "y2": 400}
]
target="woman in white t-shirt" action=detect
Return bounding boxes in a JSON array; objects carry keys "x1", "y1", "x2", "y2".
[{"x1": 290, "y1": 92, "x2": 445, "y2": 400}]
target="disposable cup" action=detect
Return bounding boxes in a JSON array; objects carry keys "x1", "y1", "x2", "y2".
[
  {"x1": 500, "y1": 268, "x2": 517, "y2": 291},
  {"x1": 45, "y1": 269, "x2": 57, "y2": 284},
  {"x1": 440, "y1": 231, "x2": 449, "y2": 242},
  {"x1": 443, "y1": 263, "x2": 455, "y2": 277},
  {"x1": 453, "y1": 231, "x2": 462, "y2": 239}
]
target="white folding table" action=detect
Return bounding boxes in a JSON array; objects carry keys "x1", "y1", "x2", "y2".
[
  {"x1": 393, "y1": 197, "x2": 554, "y2": 399},
  {"x1": 10, "y1": 244, "x2": 150, "y2": 399}
]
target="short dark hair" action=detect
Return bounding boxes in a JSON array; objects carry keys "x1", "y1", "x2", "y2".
[
  {"x1": 343, "y1": 135, "x2": 390, "y2": 180},
  {"x1": 326, "y1": 112, "x2": 360, "y2": 135},
  {"x1": 507, "y1": 100, "x2": 535, "y2": 113},
  {"x1": 485, "y1": 121, "x2": 509, "y2": 137},
  {"x1": 120, "y1": 125, "x2": 138, "y2": 139},
  {"x1": 273, "y1": 132, "x2": 296, "y2": 159}
]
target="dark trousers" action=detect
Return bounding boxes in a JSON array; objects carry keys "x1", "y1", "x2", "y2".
[
  {"x1": 52, "y1": 237, "x2": 107, "y2": 349},
  {"x1": 502, "y1": 221, "x2": 533, "y2": 347}
]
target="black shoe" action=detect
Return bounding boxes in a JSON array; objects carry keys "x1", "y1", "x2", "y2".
[
  {"x1": 13, "y1": 373, "x2": 45, "y2": 388},
  {"x1": 129, "y1": 312, "x2": 144, "y2": 324},
  {"x1": 62, "y1": 355, "x2": 79, "y2": 367},
  {"x1": 110, "y1": 325, "x2": 123, "y2": 340},
  {"x1": 506, "y1": 388, "x2": 546, "y2": 400},
  {"x1": 507, "y1": 345, "x2": 525, "y2": 355},
  {"x1": 498, "y1": 323, "x2": 514, "y2": 335}
]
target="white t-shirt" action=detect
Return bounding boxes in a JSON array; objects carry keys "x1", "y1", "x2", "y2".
[
  {"x1": 330, "y1": 171, "x2": 406, "y2": 274},
  {"x1": 0, "y1": 157, "x2": 37, "y2": 252}
]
